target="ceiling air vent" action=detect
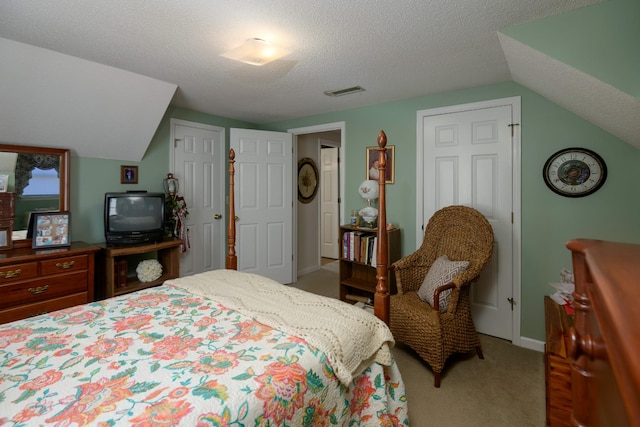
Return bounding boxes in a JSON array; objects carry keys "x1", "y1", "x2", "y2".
[{"x1": 324, "y1": 86, "x2": 366, "y2": 97}]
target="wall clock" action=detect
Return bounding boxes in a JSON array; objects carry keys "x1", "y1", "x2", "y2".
[
  {"x1": 297, "y1": 157, "x2": 319, "y2": 204},
  {"x1": 543, "y1": 147, "x2": 607, "y2": 197}
]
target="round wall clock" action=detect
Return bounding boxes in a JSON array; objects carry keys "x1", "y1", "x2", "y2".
[
  {"x1": 543, "y1": 147, "x2": 607, "y2": 198},
  {"x1": 297, "y1": 157, "x2": 319, "y2": 203}
]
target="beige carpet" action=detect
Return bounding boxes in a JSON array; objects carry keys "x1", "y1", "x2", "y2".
[{"x1": 293, "y1": 261, "x2": 546, "y2": 426}]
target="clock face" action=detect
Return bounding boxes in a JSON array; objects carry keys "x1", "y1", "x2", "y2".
[
  {"x1": 543, "y1": 148, "x2": 607, "y2": 197},
  {"x1": 297, "y1": 158, "x2": 319, "y2": 203}
]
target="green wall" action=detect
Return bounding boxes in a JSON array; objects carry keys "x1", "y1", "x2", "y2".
[
  {"x1": 501, "y1": 0, "x2": 640, "y2": 97},
  {"x1": 266, "y1": 81, "x2": 640, "y2": 342},
  {"x1": 71, "y1": 81, "x2": 640, "y2": 343}
]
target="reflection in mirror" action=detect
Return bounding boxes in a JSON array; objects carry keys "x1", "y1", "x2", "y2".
[{"x1": 0, "y1": 144, "x2": 69, "y2": 247}]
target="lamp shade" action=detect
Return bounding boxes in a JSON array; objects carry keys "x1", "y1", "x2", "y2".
[{"x1": 358, "y1": 180, "x2": 378, "y2": 201}]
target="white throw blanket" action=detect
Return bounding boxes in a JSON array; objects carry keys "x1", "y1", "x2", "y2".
[{"x1": 166, "y1": 269, "x2": 394, "y2": 385}]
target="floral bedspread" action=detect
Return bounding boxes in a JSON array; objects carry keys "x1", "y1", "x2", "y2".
[{"x1": 0, "y1": 284, "x2": 408, "y2": 426}]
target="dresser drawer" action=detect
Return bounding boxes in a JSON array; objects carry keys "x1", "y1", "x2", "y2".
[
  {"x1": 0, "y1": 292, "x2": 88, "y2": 324},
  {"x1": 0, "y1": 262, "x2": 39, "y2": 283},
  {"x1": 40, "y1": 254, "x2": 89, "y2": 276},
  {"x1": 0, "y1": 271, "x2": 88, "y2": 309}
]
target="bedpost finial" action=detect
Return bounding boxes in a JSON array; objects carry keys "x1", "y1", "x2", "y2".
[
  {"x1": 229, "y1": 149, "x2": 235, "y2": 160},
  {"x1": 377, "y1": 130, "x2": 387, "y2": 149}
]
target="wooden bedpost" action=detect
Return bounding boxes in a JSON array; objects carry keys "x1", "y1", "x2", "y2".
[
  {"x1": 374, "y1": 130, "x2": 390, "y2": 325},
  {"x1": 226, "y1": 149, "x2": 238, "y2": 270}
]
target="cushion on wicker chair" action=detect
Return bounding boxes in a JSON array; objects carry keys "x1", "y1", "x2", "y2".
[{"x1": 417, "y1": 255, "x2": 469, "y2": 312}]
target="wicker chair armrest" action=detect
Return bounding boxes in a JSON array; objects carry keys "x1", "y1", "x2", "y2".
[
  {"x1": 393, "y1": 263, "x2": 431, "y2": 294},
  {"x1": 433, "y1": 282, "x2": 456, "y2": 312}
]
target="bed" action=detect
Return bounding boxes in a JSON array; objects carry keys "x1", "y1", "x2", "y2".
[{"x1": 0, "y1": 131, "x2": 407, "y2": 425}]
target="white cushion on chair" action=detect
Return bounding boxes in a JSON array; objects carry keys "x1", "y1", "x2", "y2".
[{"x1": 417, "y1": 255, "x2": 469, "y2": 312}]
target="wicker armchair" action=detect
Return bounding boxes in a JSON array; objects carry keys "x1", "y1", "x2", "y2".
[{"x1": 390, "y1": 205, "x2": 494, "y2": 387}]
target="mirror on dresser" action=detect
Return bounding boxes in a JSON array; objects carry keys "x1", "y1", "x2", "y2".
[{"x1": 0, "y1": 143, "x2": 70, "y2": 249}]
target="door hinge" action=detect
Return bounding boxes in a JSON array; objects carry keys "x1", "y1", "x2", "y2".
[
  {"x1": 507, "y1": 123, "x2": 520, "y2": 137},
  {"x1": 174, "y1": 138, "x2": 182, "y2": 148},
  {"x1": 507, "y1": 297, "x2": 516, "y2": 311}
]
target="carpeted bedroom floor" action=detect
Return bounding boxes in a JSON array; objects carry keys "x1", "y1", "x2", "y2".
[{"x1": 291, "y1": 260, "x2": 546, "y2": 427}]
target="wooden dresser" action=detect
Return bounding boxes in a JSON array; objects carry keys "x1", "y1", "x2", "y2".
[
  {"x1": 566, "y1": 239, "x2": 640, "y2": 427},
  {"x1": 0, "y1": 241, "x2": 100, "y2": 324}
]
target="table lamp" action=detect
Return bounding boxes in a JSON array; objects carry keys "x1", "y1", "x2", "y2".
[{"x1": 358, "y1": 179, "x2": 379, "y2": 228}]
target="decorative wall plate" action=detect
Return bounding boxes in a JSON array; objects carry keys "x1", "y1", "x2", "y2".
[
  {"x1": 297, "y1": 157, "x2": 319, "y2": 203},
  {"x1": 543, "y1": 147, "x2": 607, "y2": 197}
]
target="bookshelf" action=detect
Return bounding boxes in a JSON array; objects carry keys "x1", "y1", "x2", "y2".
[{"x1": 338, "y1": 225, "x2": 401, "y2": 304}]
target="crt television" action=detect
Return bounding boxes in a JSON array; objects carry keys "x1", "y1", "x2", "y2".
[{"x1": 104, "y1": 192, "x2": 165, "y2": 245}]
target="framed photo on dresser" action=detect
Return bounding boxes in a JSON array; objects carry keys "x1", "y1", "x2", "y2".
[{"x1": 31, "y1": 212, "x2": 71, "y2": 249}]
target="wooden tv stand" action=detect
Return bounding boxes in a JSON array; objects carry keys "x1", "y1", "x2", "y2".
[{"x1": 95, "y1": 237, "x2": 182, "y2": 299}]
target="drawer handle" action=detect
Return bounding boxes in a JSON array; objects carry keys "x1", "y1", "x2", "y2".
[
  {"x1": 56, "y1": 261, "x2": 75, "y2": 269},
  {"x1": 28, "y1": 285, "x2": 49, "y2": 295},
  {"x1": 0, "y1": 269, "x2": 21, "y2": 279}
]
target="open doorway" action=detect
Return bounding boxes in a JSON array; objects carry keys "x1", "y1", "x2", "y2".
[{"x1": 289, "y1": 123, "x2": 344, "y2": 278}]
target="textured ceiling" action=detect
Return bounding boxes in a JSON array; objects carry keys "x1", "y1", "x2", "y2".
[{"x1": 0, "y1": 0, "x2": 601, "y2": 126}]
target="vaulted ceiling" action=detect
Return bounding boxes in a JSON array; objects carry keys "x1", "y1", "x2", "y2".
[{"x1": 1, "y1": 0, "x2": 637, "y2": 161}]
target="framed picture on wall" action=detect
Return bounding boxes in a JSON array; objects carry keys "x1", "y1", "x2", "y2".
[
  {"x1": 31, "y1": 212, "x2": 71, "y2": 249},
  {"x1": 121, "y1": 165, "x2": 138, "y2": 184},
  {"x1": 0, "y1": 174, "x2": 8, "y2": 192},
  {"x1": 366, "y1": 145, "x2": 395, "y2": 184}
]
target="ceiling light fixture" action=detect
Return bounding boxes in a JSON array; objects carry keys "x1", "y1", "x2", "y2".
[
  {"x1": 324, "y1": 86, "x2": 366, "y2": 97},
  {"x1": 221, "y1": 38, "x2": 291, "y2": 66}
]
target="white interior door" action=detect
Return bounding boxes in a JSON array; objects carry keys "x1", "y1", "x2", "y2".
[
  {"x1": 418, "y1": 98, "x2": 521, "y2": 341},
  {"x1": 231, "y1": 128, "x2": 293, "y2": 284},
  {"x1": 170, "y1": 119, "x2": 225, "y2": 276},
  {"x1": 320, "y1": 147, "x2": 339, "y2": 259}
]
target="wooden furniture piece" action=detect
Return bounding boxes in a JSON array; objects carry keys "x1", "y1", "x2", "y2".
[
  {"x1": 544, "y1": 295, "x2": 573, "y2": 427},
  {"x1": 0, "y1": 144, "x2": 70, "y2": 249},
  {"x1": 338, "y1": 224, "x2": 401, "y2": 304},
  {"x1": 226, "y1": 130, "x2": 393, "y2": 324},
  {"x1": 95, "y1": 237, "x2": 182, "y2": 299},
  {"x1": 566, "y1": 239, "x2": 640, "y2": 427},
  {"x1": 0, "y1": 241, "x2": 99, "y2": 324},
  {"x1": 389, "y1": 205, "x2": 494, "y2": 387}
]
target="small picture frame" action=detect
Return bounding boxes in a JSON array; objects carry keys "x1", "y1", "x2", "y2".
[
  {"x1": 0, "y1": 174, "x2": 8, "y2": 192},
  {"x1": 121, "y1": 165, "x2": 138, "y2": 184},
  {"x1": 366, "y1": 145, "x2": 395, "y2": 184},
  {"x1": 0, "y1": 220, "x2": 13, "y2": 251},
  {"x1": 31, "y1": 212, "x2": 71, "y2": 249}
]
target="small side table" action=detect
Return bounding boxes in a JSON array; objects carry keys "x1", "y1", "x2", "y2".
[{"x1": 544, "y1": 295, "x2": 574, "y2": 427}]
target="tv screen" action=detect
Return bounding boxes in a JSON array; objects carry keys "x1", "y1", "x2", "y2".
[{"x1": 104, "y1": 192, "x2": 165, "y2": 245}]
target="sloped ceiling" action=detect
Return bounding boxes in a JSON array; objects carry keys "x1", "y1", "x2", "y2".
[
  {"x1": 3, "y1": 0, "x2": 632, "y2": 161},
  {"x1": 0, "y1": 38, "x2": 176, "y2": 161},
  {"x1": 499, "y1": 34, "x2": 640, "y2": 149}
]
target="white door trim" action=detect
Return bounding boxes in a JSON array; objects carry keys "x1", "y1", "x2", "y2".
[
  {"x1": 416, "y1": 97, "x2": 522, "y2": 346},
  {"x1": 288, "y1": 122, "x2": 346, "y2": 278}
]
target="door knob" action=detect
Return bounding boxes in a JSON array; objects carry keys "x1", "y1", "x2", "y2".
[
  {"x1": 214, "y1": 214, "x2": 222, "y2": 220},
  {"x1": 235, "y1": 216, "x2": 239, "y2": 222}
]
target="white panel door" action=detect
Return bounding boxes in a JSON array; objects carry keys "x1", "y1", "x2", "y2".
[
  {"x1": 231, "y1": 128, "x2": 293, "y2": 284},
  {"x1": 171, "y1": 119, "x2": 225, "y2": 276},
  {"x1": 420, "y1": 101, "x2": 516, "y2": 340},
  {"x1": 320, "y1": 147, "x2": 339, "y2": 259}
]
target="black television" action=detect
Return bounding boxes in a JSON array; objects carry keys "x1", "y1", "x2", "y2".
[{"x1": 104, "y1": 192, "x2": 165, "y2": 245}]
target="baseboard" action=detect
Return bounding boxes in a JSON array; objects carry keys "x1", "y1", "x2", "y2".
[{"x1": 519, "y1": 336, "x2": 545, "y2": 352}]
